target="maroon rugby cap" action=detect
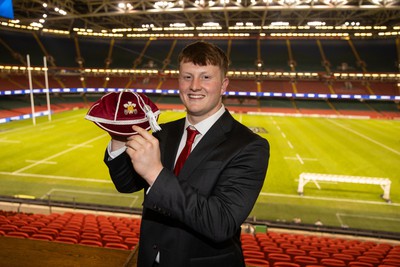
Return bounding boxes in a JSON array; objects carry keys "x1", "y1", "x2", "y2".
[{"x1": 85, "y1": 90, "x2": 161, "y2": 137}]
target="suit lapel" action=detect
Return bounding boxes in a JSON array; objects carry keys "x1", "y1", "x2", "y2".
[
  {"x1": 178, "y1": 111, "x2": 234, "y2": 177},
  {"x1": 160, "y1": 119, "x2": 186, "y2": 171}
]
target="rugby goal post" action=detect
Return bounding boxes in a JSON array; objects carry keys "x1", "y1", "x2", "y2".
[{"x1": 297, "y1": 173, "x2": 392, "y2": 203}]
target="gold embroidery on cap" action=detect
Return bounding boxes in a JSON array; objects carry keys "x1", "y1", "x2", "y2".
[{"x1": 124, "y1": 101, "x2": 138, "y2": 115}]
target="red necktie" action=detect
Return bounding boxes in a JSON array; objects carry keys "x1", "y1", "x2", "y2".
[{"x1": 174, "y1": 127, "x2": 199, "y2": 175}]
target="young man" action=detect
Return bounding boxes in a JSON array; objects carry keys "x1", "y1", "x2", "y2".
[{"x1": 105, "y1": 41, "x2": 270, "y2": 267}]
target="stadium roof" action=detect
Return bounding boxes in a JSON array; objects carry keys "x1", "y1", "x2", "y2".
[{"x1": 8, "y1": 0, "x2": 400, "y2": 34}]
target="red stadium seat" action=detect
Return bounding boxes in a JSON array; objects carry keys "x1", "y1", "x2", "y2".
[
  {"x1": 273, "y1": 262, "x2": 300, "y2": 267},
  {"x1": 267, "y1": 253, "x2": 291, "y2": 265},
  {"x1": 102, "y1": 234, "x2": 123, "y2": 245},
  {"x1": 245, "y1": 258, "x2": 270, "y2": 267},
  {"x1": 59, "y1": 230, "x2": 80, "y2": 240},
  {"x1": 17, "y1": 226, "x2": 38, "y2": 236},
  {"x1": 342, "y1": 249, "x2": 362, "y2": 256},
  {"x1": 100, "y1": 229, "x2": 118, "y2": 236},
  {"x1": 293, "y1": 255, "x2": 318, "y2": 267},
  {"x1": 348, "y1": 262, "x2": 374, "y2": 267},
  {"x1": 381, "y1": 259, "x2": 400, "y2": 267},
  {"x1": 0, "y1": 224, "x2": 19, "y2": 233},
  {"x1": 104, "y1": 243, "x2": 129, "y2": 250},
  {"x1": 119, "y1": 230, "x2": 137, "y2": 239},
  {"x1": 63, "y1": 224, "x2": 82, "y2": 232},
  {"x1": 332, "y1": 253, "x2": 355, "y2": 264},
  {"x1": 321, "y1": 247, "x2": 340, "y2": 255},
  {"x1": 243, "y1": 250, "x2": 266, "y2": 260},
  {"x1": 386, "y1": 255, "x2": 400, "y2": 260},
  {"x1": 280, "y1": 243, "x2": 297, "y2": 250},
  {"x1": 243, "y1": 244, "x2": 262, "y2": 251},
  {"x1": 37, "y1": 228, "x2": 59, "y2": 239},
  {"x1": 79, "y1": 240, "x2": 103, "y2": 247},
  {"x1": 364, "y1": 252, "x2": 385, "y2": 259},
  {"x1": 263, "y1": 246, "x2": 284, "y2": 256},
  {"x1": 124, "y1": 237, "x2": 139, "y2": 250},
  {"x1": 81, "y1": 232, "x2": 101, "y2": 241},
  {"x1": 357, "y1": 256, "x2": 381, "y2": 266},
  {"x1": 299, "y1": 245, "x2": 319, "y2": 253},
  {"x1": 5, "y1": 231, "x2": 29, "y2": 239},
  {"x1": 320, "y1": 258, "x2": 346, "y2": 267},
  {"x1": 55, "y1": 236, "x2": 78, "y2": 244},
  {"x1": 309, "y1": 251, "x2": 330, "y2": 263},
  {"x1": 30, "y1": 234, "x2": 54, "y2": 241},
  {"x1": 81, "y1": 227, "x2": 99, "y2": 234},
  {"x1": 286, "y1": 249, "x2": 307, "y2": 259}
]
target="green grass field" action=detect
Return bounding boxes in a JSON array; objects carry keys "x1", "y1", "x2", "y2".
[{"x1": 0, "y1": 108, "x2": 399, "y2": 233}]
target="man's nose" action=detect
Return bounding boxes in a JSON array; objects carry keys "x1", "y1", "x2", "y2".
[{"x1": 191, "y1": 77, "x2": 201, "y2": 90}]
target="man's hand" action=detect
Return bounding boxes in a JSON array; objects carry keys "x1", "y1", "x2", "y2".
[{"x1": 125, "y1": 125, "x2": 163, "y2": 186}]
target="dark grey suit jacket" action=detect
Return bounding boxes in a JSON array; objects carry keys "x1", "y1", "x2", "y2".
[{"x1": 105, "y1": 110, "x2": 270, "y2": 267}]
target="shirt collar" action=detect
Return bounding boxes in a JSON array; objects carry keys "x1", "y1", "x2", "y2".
[{"x1": 184, "y1": 105, "x2": 226, "y2": 136}]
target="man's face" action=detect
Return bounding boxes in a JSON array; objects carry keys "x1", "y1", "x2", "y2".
[{"x1": 178, "y1": 61, "x2": 229, "y2": 124}]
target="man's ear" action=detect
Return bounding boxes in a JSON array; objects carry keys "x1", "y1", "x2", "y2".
[{"x1": 221, "y1": 77, "x2": 229, "y2": 95}]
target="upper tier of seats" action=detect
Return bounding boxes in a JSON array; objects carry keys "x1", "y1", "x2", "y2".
[{"x1": 0, "y1": 30, "x2": 398, "y2": 73}]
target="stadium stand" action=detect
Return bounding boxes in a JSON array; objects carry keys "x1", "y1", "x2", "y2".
[
  {"x1": 0, "y1": 28, "x2": 399, "y2": 266},
  {"x1": 1, "y1": 209, "x2": 399, "y2": 266}
]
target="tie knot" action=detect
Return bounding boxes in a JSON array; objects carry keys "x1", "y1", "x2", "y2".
[{"x1": 186, "y1": 126, "x2": 199, "y2": 144}]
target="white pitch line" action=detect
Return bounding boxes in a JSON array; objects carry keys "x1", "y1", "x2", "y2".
[
  {"x1": 0, "y1": 113, "x2": 85, "y2": 135},
  {"x1": 41, "y1": 188, "x2": 139, "y2": 208},
  {"x1": 336, "y1": 212, "x2": 400, "y2": 222},
  {"x1": 296, "y1": 153, "x2": 304, "y2": 164},
  {"x1": 287, "y1": 141, "x2": 294, "y2": 149},
  {"x1": 329, "y1": 119, "x2": 400, "y2": 156},
  {"x1": 68, "y1": 144, "x2": 93, "y2": 148},
  {"x1": 0, "y1": 171, "x2": 111, "y2": 184},
  {"x1": 0, "y1": 138, "x2": 21, "y2": 143},
  {"x1": 13, "y1": 133, "x2": 107, "y2": 174},
  {"x1": 284, "y1": 154, "x2": 317, "y2": 164},
  {"x1": 41, "y1": 188, "x2": 137, "y2": 199},
  {"x1": 336, "y1": 212, "x2": 400, "y2": 227},
  {"x1": 25, "y1": 160, "x2": 57, "y2": 165},
  {"x1": 259, "y1": 192, "x2": 400, "y2": 206}
]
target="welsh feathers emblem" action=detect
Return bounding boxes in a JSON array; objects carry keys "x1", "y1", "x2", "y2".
[{"x1": 124, "y1": 101, "x2": 137, "y2": 115}]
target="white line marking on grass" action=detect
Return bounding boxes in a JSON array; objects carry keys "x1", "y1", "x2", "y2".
[
  {"x1": 296, "y1": 154, "x2": 304, "y2": 164},
  {"x1": 40, "y1": 189, "x2": 139, "y2": 208},
  {"x1": 0, "y1": 171, "x2": 111, "y2": 184},
  {"x1": 329, "y1": 119, "x2": 400, "y2": 156},
  {"x1": 281, "y1": 132, "x2": 286, "y2": 138},
  {"x1": 336, "y1": 212, "x2": 400, "y2": 227},
  {"x1": 284, "y1": 154, "x2": 317, "y2": 164},
  {"x1": 259, "y1": 192, "x2": 400, "y2": 206},
  {"x1": 0, "y1": 138, "x2": 21, "y2": 143},
  {"x1": 0, "y1": 113, "x2": 85, "y2": 135},
  {"x1": 68, "y1": 144, "x2": 93, "y2": 148},
  {"x1": 287, "y1": 141, "x2": 293, "y2": 149},
  {"x1": 25, "y1": 160, "x2": 57, "y2": 165},
  {"x1": 13, "y1": 133, "x2": 107, "y2": 174}
]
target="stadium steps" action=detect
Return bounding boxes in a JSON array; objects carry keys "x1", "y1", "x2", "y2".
[{"x1": 1, "y1": 210, "x2": 399, "y2": 267}]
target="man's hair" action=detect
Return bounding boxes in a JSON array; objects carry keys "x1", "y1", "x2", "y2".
[{"x1": 178, "y1": 41, "x2": 229, "y2": 76}]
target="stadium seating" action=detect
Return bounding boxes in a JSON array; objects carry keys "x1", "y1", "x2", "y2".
[{"x1": 1, "y1": 209, "x2": 400, "y2": 267}]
